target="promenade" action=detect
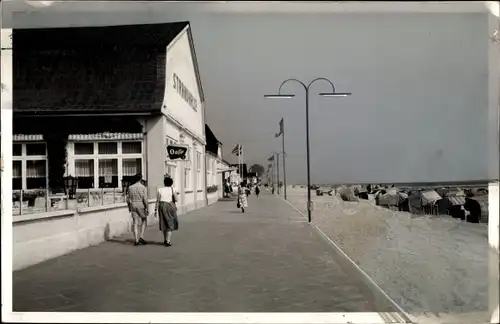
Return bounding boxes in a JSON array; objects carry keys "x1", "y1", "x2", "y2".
[{"x1": 13, "y1": 190, "x2": 393, "y2": 313}]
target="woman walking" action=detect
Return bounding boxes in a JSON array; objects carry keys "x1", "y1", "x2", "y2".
[
  {"x1": 154, "y1": 176, "x2": 179, "y2": 246},
  {"x1": 237, "y1": 182, "x2": 249, "y2": 213},
  {"x1": 255, "y1": 184, "x2": 260, "y2": 198}
]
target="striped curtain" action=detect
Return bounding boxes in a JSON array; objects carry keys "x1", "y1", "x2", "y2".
[
  {"x1": 98, "y1": 159, "x2": 117, "y2": 176},
  {"x1": 75, "y1": 159, "x2": 94, "y2": 176},
  {"x1": 13, "y1": 161, "x2": 22, "y2": 178},
  {"x1": 123, "y1": 158, "x2": 141, "y2": 176},
  {"x1": 98, "y1": 143, "x2": 117, "y2": 155},
  {"x1": 26, "y1": 160, "x2": 46, "y2": 178}
]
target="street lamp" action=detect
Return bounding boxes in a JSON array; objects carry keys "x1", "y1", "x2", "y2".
[
  {"x1": 265, "y1": 77, "x2": 351, "y2": 223},
  {"x1": 63, "y1": 175, "x2": 79, "y2": 199}
]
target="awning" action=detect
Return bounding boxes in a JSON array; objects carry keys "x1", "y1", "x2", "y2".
[
  {"x1": 68, "y1": 133, "x2": 143, "y2": 141},
  {"x1": 13, "y1": 134, "x2": 44, "y2": 141},
  {"x1": 447, "y1": 196, "x2": 466, "y2": 206},
  {"x1": 217, "y1": 168, "x2": 234, "y2": 173}
]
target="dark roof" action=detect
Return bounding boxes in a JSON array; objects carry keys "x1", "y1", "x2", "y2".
[
  {"x1": 13, "y1": 22, "x2": 205, "y2": 115},
  {"x1": 205, "y1": 124, "x2": 220, "y2": 157}
]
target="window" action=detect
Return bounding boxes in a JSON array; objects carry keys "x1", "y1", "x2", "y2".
[
  {"x1": 75, "y1": 143, "x2": 94, "y2": 155},
  {"x1": 12, "y1": 142, "x2": 47, "y2": 190},
  {"x1": 184, "y1": 167, "x2": 190, "y2": 189},
  {"x1": 13, "y1": 144, "x2": 22, "y2": 156},
  {"x1": 123, "y1": 142, "x2": 141, "y2": 154},
  {"x1": 166, "y1": 164, "x2": 177, "y2": 185},
  {"x1": 26, "y1": 143, "x2": 47, "y2": 156},
  {"x1": 183, "y1": 146, "x2": 192, "y2": 190},
  {"x1": 196, "y1": 151, "x2": 202, "y2": 189},
  {"x1": 75, "y1": 159, "x2": 94, "y2": 189},
  {"x1": 196, "y1": 152, "x2": 201, "y2": 170},
  {"x1": 27, "y1": 160, "x2": 47, "y2": 189},
  {"x1": 98, "y1": 159, "x2": 118, "y2": 188},
  {"x1": 72, "y1": 141, "x2": 143, "y2": 190},
  {"x1": 13, "y1": 161, "x2": 22, "y2": 190},
  {"x1": 98, "y1": 142, "x2": 118, "y2": 155},
  {"x1": 123, "y1": 158, "x2": 142, "y2": 185}
]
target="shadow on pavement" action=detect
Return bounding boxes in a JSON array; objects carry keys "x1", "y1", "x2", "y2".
[
  {"x1": 106, "y1": 238, "x2": 166, "y2": 246},
  {"x1": 218, "y1": 197, "x2": 237, "y2": 202}
]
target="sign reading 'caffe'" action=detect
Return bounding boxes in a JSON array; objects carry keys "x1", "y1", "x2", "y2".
[
  {"x1": 167, "y1": 145, "x2": 188, "y2": 160},
  {"x1": 173, "y1": 73, "x2": 198, "y2": 111}
]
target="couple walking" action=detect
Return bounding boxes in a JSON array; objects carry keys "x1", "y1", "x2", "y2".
[{"x1": 126, "y1": 173, "x2": 179, "y2": 247}]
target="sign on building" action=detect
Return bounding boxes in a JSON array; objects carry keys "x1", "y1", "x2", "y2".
[
  {"x1": 1, "y1": 29, "x2": 12, "y2": 50},
  {"x1": 173, "y1": 73, "x2": 198, "y2": 111},
  {"x1": 167, "y1": 144, "x2": 189, "y2": 160}
]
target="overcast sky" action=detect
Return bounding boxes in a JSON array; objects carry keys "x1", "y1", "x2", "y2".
[{"x1": 6, "y1": 2, "x2": 495, "y2": 184}]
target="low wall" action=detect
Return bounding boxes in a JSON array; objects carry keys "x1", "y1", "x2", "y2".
[
  {"x1": 13, "y1": 199, "x2": 202, "y2": 271},
  {"x1": 489, "y1": 182, "x2": 499, "y2": 321},
  {"x1": 208, "y1": 192, "x2": 218, "y2": 205}
]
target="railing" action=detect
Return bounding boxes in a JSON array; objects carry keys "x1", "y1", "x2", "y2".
[
  {"x1": 12, "y1": 188, "x2": 128, "y2": 216},
  {"x1": 12, "y1": 189, "x2": 49, "y2": 216},
  {"x1": 75, "y1": 188, "x2": 127, "y2": 208}
]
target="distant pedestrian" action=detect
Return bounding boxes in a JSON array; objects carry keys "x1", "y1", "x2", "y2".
[
  {"x1": 126, "y1": 173, "x2": 149, "y2": 246},
  {"x1": 255, "y1": 184, "x2": 260, "y2": 197},
  {"x1": 237, "y1": 182, "x2": 248, "y2": 213},
  {"x1": 224, "y1": 179, "x2": 231, "y2": 198},
  {"x1": 154, "y1": 175, "x2": 179, "y2": 247},
  {"x1": 463, "y1": 193, "x2": 481, "y2": 223}
]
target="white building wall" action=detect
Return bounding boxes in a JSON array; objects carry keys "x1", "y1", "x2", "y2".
[
  {"x1": 163, "y1": 25, "x2": 207, "y2": 213},
  {"x1": 164, "y1": 27, "x2": 204, "y2": 140},
  {"x1": 164, "y1": 117, "x2": 181, "y2": 189},
  {"x1": 145, "y1": 116, "x2": 166, "y2": 198}
]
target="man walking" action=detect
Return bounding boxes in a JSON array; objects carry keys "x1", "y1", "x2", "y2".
[{"x1": 127, "y1": 173, "x2": 149, "y2": 246}]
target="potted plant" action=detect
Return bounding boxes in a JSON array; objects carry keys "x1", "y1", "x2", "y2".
[{"x1": 207, "y1": 185, "x2": 218, "y2": 194}]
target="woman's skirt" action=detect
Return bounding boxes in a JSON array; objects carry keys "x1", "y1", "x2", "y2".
[
  {"x1": 158, "y1": 201, "x2": 179, "y2": 232},
  {"x1": 238, "y1": 194, "x2": 248, "y2": 208}
]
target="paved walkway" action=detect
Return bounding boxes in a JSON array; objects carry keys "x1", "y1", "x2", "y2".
[{"x1": 13, "y1": 190, "x2": 390, "y2": 312}]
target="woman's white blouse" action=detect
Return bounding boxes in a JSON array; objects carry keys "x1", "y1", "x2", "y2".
[{"x1": 157, "y1": 187, "x2": 177, "y2": 203}]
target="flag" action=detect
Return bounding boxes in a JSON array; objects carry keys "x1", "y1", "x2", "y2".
[
  {"x1": 268, "y1": 155, "x2": 274, "y2": 161},
  {"x1": 276, "y1": 118, "x2": 284, "y2": 137},
  {"x1": 232, "y1": 144, "x2": 243, "y2": 156}
]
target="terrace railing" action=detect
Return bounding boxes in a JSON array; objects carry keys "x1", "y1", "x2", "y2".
[{"x1": 12, "y1": 188, "x2": 128, "y2": 216}]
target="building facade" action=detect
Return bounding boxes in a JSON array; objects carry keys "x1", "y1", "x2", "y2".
[
  {"x1": 205, "y1": 124, "x2": 232, "y2": 203},
  {"x1": 9, "y1": 22, "x2": 210, "y2": 269}
]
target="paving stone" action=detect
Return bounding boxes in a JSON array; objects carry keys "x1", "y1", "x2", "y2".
[{"x1": 13, "y1": 191, "x2": 389, "y2": 312}]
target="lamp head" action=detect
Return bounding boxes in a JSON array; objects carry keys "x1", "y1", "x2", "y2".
[{"x1": 264, "y1": 94, "x2": 295, "y2": 99}]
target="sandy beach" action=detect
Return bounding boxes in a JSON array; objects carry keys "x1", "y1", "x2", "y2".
[{"x1": 278, "y1": 186, "x2": 489, "y2": 323}]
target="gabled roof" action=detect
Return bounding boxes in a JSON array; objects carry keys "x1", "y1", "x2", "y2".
[
  {"x1": 13, "y1": 22, "x2": 203, "y2": 116},
  {"x1": 186, "y1": 27, "x2": 205, "y2": 105},
  {"x1": 205, "y1": 124, "x2": 222, "y2": 144}
]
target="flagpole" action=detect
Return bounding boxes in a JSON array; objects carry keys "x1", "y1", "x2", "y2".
[
  {"x1": 241, "y1": 144, "x2": 244, "y2": 182},
  {"x1": 282, "y1": 118, "x2": 287, "y2": 200},
  {"x1": 276, "y1": 151, "x2": 280, "y2": 195},
  {"x1": 238, "y1": 143, "x2": 243, "y2": 183},
  {"x1": 272, "y1": 157, "x2": 275, "y2": 188}
]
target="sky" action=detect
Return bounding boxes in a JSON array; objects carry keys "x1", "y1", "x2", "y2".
[{"x1": 5, "y1": 2, "x2": 496, "y2": 185}]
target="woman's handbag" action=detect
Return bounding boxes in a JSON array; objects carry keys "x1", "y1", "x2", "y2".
[{"x1": 171, "y1": 187, "x2": 177, "y2": 205}]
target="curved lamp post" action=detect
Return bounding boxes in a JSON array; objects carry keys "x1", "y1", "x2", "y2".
[{"x1": 264, "y1": 77, "x2": 351, "y2": 223}]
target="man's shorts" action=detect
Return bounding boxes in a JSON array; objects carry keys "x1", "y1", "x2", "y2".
[{"x1": 130, "y1": 203, "x2": 147, "y2": 226}]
